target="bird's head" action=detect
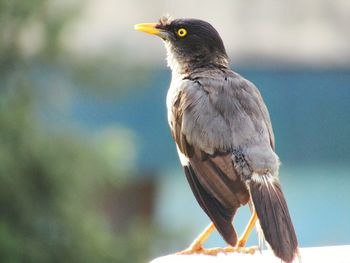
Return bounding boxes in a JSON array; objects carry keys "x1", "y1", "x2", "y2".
[{"x1": 135, "y1": 16, "x2": 229, "y2": 74}]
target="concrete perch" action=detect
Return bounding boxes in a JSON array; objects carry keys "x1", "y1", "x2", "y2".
[{"x1": 150, "y1": 245, "x2": 350, "y2": 263}]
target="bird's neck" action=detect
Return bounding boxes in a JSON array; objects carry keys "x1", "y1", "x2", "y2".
[
  {"x1": 167, "y1": 56, "x2": 229, "y2": 75},
  {"x1": 165, "y1": 43, "x2": 229, "y2": 75}
]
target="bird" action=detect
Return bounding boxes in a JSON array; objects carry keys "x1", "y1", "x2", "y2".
[{"x1": 135, "y1": 16, "x2": 299, "y2": 263}]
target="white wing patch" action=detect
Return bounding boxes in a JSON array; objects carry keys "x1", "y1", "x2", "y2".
[{"x1": 176, "y1": 146, "x2": 189, "y2": 166}]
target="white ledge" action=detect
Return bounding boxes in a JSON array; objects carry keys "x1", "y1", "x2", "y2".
[{"x1": 150, "y1": 245, "x2": 350, "y2": 263}]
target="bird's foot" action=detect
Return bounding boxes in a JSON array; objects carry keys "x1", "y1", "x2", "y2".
[
  {"x1": 213, "y1": 245, "x2": 257, "y2": 255},
  {"x1": 176, "y1": 242, "x2": 204, "y2": 255},
  {"x1": 176, "y1": 246, "x2": 225, "y2": 255},
  {"x1": 234, "y1": 245, "x2": 258, "y2": 254},
  {"x1": 176, "y1": 245, "x2": 258, "y2": 256},
  {"x1": 176, "y1": 223, "x2": 216, "y2": 255},
  {"x1": 234, "y1": 238, "x2": 258, "y2": 254}
]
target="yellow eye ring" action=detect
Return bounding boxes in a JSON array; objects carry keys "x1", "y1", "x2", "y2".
[{"x1": 177, "y1": 28, "x2": 187, "y2": 37}]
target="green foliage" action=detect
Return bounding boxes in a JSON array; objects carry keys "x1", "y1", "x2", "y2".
[
  {"x1": 0, "y1": 1, "x2": 158, "y2": 262},
  {"x1": 0, "y1": 86, "x2": 152, "y2": 262}
]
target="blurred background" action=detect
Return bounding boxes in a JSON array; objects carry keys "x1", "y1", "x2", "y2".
[{"x1": 0, "y1": 0, "x2": 349, "y2": 262}]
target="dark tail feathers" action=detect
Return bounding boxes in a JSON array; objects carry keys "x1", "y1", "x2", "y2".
[{"x1": 249, "y1": 173, "x2": 298, "y2": 263}]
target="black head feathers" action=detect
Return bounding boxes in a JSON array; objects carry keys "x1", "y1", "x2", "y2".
[{"x1": 157, "y1": 17, "x2": 229, "y2": 72}]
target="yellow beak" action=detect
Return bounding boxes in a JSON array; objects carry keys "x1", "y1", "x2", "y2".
[{"x1": 134, "y1": 23, "x2": 161, "y2": 36}]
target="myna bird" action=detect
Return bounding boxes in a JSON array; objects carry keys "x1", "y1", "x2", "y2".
[{"x1": 135, "y1": 16, "x2": 299, "y2": 263}]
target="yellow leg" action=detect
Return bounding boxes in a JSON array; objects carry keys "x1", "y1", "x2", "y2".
[
  {"x1": 236, "y1": 210, "x2": 258, "y2": 248},
  {"x1": 202, "y1": 211, "x2": 258, "y2": 255},
  {"x1": 177, "y1": 211, "x2": 258, "y2": 256},
  {"x1": 176, "y1": 223, "x2": 215, "y2": 254}
]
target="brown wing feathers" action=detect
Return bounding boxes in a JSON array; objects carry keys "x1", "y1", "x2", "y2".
[
  {"x1": 189, "y1": 149, "x2": 250, "y2": 245},
  {"x1": 171, "y1": 85, "x2": 250, "y2": 246},
  {"x1": 183, "y1": 163, "x2": 238, "y2": 246}
]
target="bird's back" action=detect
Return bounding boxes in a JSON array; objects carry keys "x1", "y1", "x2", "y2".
[{"x1": 168, "y1": 67, "x2": 279, "y2": 174}]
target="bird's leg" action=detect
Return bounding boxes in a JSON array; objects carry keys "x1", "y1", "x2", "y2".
[
  {"x1": 176, "y1": 223, "x2": 215, "y2": 254},
  {"x1": 193, "y1": 212, "x2": 258, "y2": 256},
  {"x1": 235, "y1": 210, "x2": 258, "y2": 253},
  {"x1": 177, "y1": 212, "x2": 258, "y2": 256}
]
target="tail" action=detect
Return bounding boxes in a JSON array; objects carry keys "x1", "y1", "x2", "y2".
[{"x1": 249, "y1": 173, "x2": 298, "y2": 263}]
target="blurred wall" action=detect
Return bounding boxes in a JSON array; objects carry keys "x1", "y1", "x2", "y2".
[{"x1": 61, "y1": 0, "x2": 350, "y2": 67}]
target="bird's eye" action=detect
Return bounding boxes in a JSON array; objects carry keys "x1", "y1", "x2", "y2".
[{"x1": 177, "y1": 28, "x2": 187, "y2": 37}]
